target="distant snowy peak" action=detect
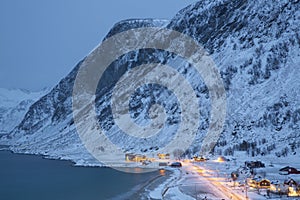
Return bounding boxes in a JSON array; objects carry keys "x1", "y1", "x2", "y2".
[
  {"x1": 0, "y1": 88, "x2": 48, "y2": 109},
  {"x1": 0, "y1": 88, "x2": 48, "y2": 133}
]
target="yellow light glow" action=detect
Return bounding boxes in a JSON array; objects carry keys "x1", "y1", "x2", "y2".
[
  {"x1": 159, "y1": 169, "x2": 165, "y2": 176},
  {"x1": 217, "y1": 157, "x2": 225, "y2": 162},
  {"x1": 288, "y1": 186, "x2": 300, "y2": 197}
]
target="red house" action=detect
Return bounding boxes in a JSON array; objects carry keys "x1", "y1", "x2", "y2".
[{"x1": 280, "y1": 166, "x2": 300, "y2": 175}]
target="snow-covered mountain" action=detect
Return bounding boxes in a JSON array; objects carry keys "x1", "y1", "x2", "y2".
[
  {"x1": 3, "y1": 0, "x2": 300, "y2": 164},
  {"x1": 0, "y1": 88, "x2": 47, "y2": 136},
  {"x1": 169, "y1": 0, "x2": 300, "y2": 157}
]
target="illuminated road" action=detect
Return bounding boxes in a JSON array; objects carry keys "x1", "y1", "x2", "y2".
[{"x1": 182, "y1": 161, "x2": 247, "y2": 200}]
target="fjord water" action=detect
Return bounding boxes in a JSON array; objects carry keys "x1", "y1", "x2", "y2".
[{"x1": 0, "y1": 151, "x2": 160, "y2": 200}]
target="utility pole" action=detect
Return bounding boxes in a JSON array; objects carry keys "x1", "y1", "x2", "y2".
[{"x1": 245, "y1": 181, "x2": 248, "y2": 199}]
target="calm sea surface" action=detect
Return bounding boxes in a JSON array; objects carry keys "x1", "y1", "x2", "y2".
[{"x1": 0, "y1": 151, "x2": 161, "y2": 200}]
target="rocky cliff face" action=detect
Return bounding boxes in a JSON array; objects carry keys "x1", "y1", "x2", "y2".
[
  {"x1": 168, "y1": 0, "x2": 300, "y2": 157},
  {"x1": 4, "y1": 0, "x2": 300, "y2": 164}
]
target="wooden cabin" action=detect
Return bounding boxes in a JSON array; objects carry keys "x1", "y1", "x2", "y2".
[
  {"x1": 247, "y1": 178, "x2": 270, "y2": 189},
  {"x1": 280, "y1": 166, "x2": 300, "y2": 174},
  {"x1": 258, "y1": 179, "x2": 271, "y2": 189}
]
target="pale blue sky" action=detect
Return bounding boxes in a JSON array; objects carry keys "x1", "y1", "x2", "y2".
[{"x1": 0, "y1": 0, "x2": 196, "y2": 91}]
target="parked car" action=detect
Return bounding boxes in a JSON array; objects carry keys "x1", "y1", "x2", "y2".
[{"x1": 170, "y1": 162, "x2": 182, "y2": 167}]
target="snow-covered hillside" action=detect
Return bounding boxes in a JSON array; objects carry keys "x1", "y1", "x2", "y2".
[
  {"x1": 2, "y1": 0, "x2": 300, "y2": 165},
  {"x1": 169, "y1": 0, "x2": 300, "y2": 157},
  {"x1": 0, "y1": 88, "x2": 47, "y2": 134}
]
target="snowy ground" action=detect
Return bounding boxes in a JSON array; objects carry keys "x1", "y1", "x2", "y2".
[
  {"x1": 129, "y1": 151, "x2": 300, "y2": 200},
  {"x1": 140, "y1": 163, "x2": 229, "y2": 200},
  {"x1": 190, "y1": 151, "x2": 300, "y2": 200}
]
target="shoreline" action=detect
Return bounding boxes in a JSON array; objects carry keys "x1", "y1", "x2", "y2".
[
  {"x1": 0, "y1": 149, "x2": 164, "y2": 170},
  {"x1": 0, "y1": 149, "x2": 81, "y2": 167},
  {"x1": 0, "y1": 150, "x2": 179, "y2": 199},
  {"x1": 0, "y1": 150, "x2": 224, "y2": 199},
  {"x1": 110, "y1": 169, "x2": 173, "y2": 200},
  {"x1": 0, "y1": 150, "x2": 170, "y2": 200},
  {"x1": 0, "y1": 149, "x2": 161, "y2": 170}
]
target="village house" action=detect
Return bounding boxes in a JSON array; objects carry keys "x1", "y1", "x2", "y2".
[
  {"x1": 245, "y1": 161, "x2": 265, "y2": 169},
  {"x1": 284, "y1": 178, "x2": 298, "y2": 187},
  {"x1": 280, "y1": 166, "x2": 293, "y2": 171},
  {"x1": 193, "y1": 156, "x2": 207, "y2": 162},
  {"x1": 125, "y1": 153, "x2": 135, "y2": 161},
  {"x1": 157, "y1": 153, "x2": 170, "y2": 159},
  {"x1": 217, "y1": 156, "x2": 228, "y2": 162},
  {"x1": 247, "y1": 177, "x2": 270, "y2": 189},
  {"x1": 270, "y1": 181, "x2": 288, "y2": 195},
  {"x1": 257, "y1": 178, "x2": 271, "y2": 189},
  {"x1": 247, "y1": 178, "x2": 258, "y2": 188},
  {"x1": 125, "y1": 153, "x2": 147, "y2": 162},
  {"x1": 269, "y1": 178, "x2": 300, "y2": 196},
  {"x1": 279, "y1": 166, "x2": 300, "y2": 175},
  {"x1": 288, "y1": 185, "x2": 300, "y2": 197},
  {"x1": 134, "y1": 154, "x2": 147, "y2": 162}
]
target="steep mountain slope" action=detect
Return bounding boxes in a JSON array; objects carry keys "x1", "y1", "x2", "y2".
[
  {"x1": 4, "y1": 0, "x2": 300, "y2": 164},
  {"x1": 168, "y1": 0, "x2": 300, "y2": 156},
  {"x1": 5, "y1": 19, "x2": 171, "y2": 165}
]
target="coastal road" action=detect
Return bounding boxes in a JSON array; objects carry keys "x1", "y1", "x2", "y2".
[{"x1": 182, "y1": 161, "x2": 246, "y2": 200}]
